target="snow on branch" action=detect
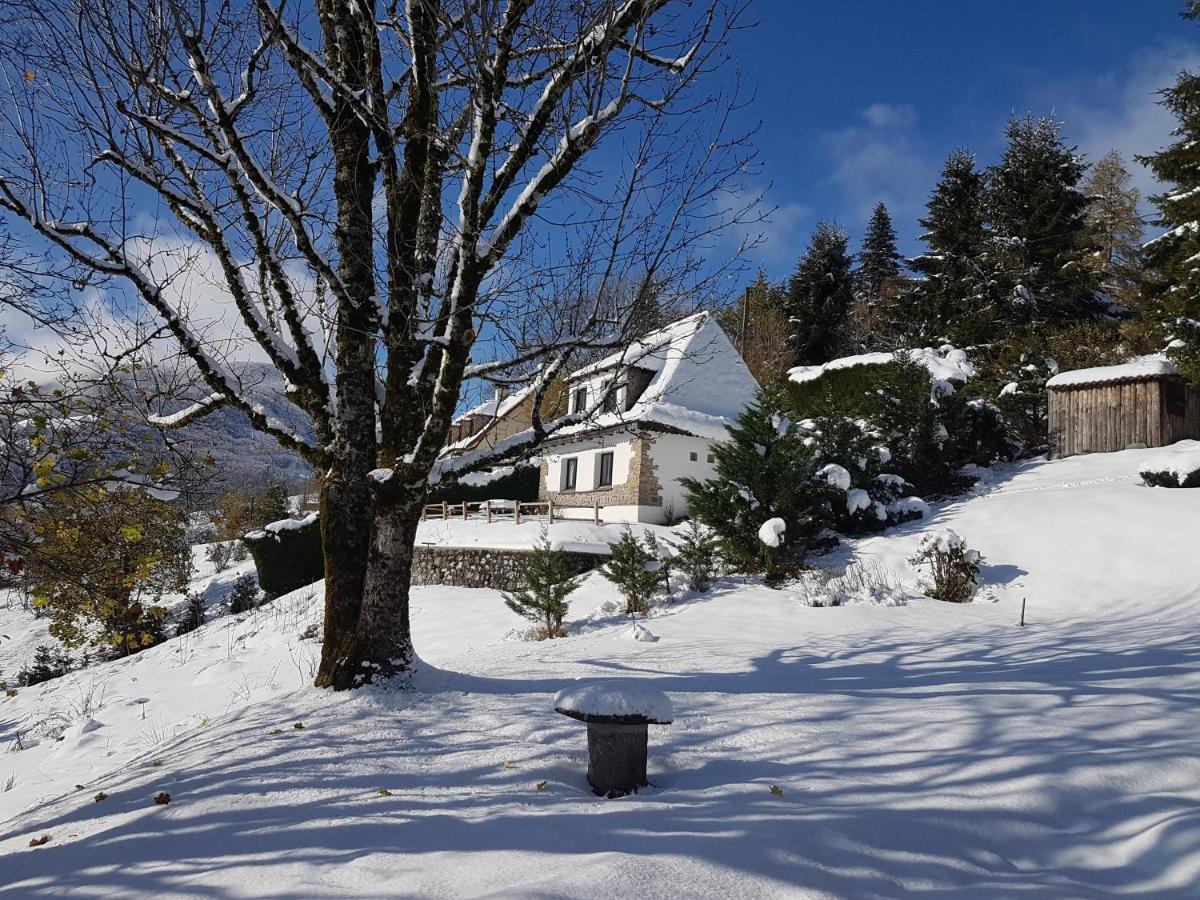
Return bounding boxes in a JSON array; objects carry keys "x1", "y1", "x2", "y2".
[{"x1": 147, "y1": 392, "x2": 227, "y2": 428}]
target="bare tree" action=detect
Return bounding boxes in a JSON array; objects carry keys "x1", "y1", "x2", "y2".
[{"x1": 0, "y1": 0, "x2": 756, "y2": 688}]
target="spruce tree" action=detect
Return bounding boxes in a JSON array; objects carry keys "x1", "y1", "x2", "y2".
[
  {"x1": 849, "y1": 203, "x2": 905, "y2": 351},
  {"x1": 600, "y1": 531, "x2": 664, "y2": 616},
  {"x1": 783, "y1": 223, "x2": 855, "y2": 365},
  {"x1": 983, "y1": 115, "x2": 1102, "y2": 331},
  {"x1": 680, "y1": 392, "x2": 825, "y2": 570},
  {"x1": 1083, "y1": 150, "x2": 1144, "y2": 310},
  {"x1": 666, "y1": 520, "x2": 721, "y2": 592},
  {"x1": 1139, "y1": 1, "x2": 1200, "y2": 377},
  {"x1": 503, "y1": 529, "x2": 583, "y2": 637},
  {"x1": 902, "y1": 149, "x2": 989, "y2": 343}
]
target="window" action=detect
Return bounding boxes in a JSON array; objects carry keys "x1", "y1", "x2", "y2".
[
  {"x1": 562, "y1": 457, "x2": 578, "y2": 491},
  {"x1": 602, "y1": 388, "x2": 618, "y2": 413},
  {"x1": 597, "y1": 451, "x2": 614, "y2": 487},
  {"x1": 572, "y1": 387, "x2": 587, "y2": 414},
  {"x1": 689, "y1": 451, "x2": 698, "y2": 462},
  {"x1": 706, "y1": 453, "x2": 715, "y2": 464}
]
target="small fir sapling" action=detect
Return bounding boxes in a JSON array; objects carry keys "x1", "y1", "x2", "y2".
[
  {"x1": 174, "y1": 594, "x2": 207, "y2": 636},
  {"x1": 909, "y1": 529, "x2": 983, "y2": 602},
  {"x1": 502, "y1": 528, "x2": 583, "y2": 639},
  {"x1": 601, "y1": 530, "x2": 666, "y2": 615},
  {"x1": 667, "y1": 520, "x2": 721, "y2": 592},
  {"x1": 17, "y1": 643, "x2": 71, "y2": 686},
  {"x1": 228, "y1": 574, "x2": 261, "y2": 614}
]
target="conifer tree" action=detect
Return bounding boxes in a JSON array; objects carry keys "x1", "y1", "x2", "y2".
[
  {"x1": 667, "y1": 520, "x2": 721, "y2": 592},
  {"x1": 849, "y1": 203, "x2": 905, "y2": 351},
  {"x1": 1139, "y1": 1, "x2": 1200, "y2": 377},
  {"x1": 680, "y1": 392, "x2": 825, "y2": 569},
  {"x1": 600, "y1": 531, "x2": 664, "y2": 616},
  {"x1": 1083, "y1": 150, "x2": 1144, "y2": 310},
  {"x1": 783, "y1": 223, "x2": 855, "y2": 365},
  {"x1": 503, "y1": 529, "x2": 583, "y2": 638},
  {"x1": 983, "y1": 116, "x2": 1102, "y2": 331},
  {"x1": 902, "y1": 149, "x2": 989, "y2": 343}
]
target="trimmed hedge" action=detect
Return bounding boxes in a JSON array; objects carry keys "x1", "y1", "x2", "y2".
[
  {"x1": 244, "y1": 515, "x2": 324, "y2": 600},
  {"x1": 426, "y1": 464, "x2": 541, "y2": 504}
]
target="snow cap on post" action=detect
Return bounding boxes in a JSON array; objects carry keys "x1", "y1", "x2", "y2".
[{"x1": 554, "y1": 680, "x2": 674, "y2": 724}]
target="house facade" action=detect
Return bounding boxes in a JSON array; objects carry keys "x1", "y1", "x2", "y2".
[{"x1": 539, "y1": 312, "x2": 759, "y2": 523}]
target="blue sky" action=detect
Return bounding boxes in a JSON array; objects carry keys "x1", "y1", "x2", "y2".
[{"x1": 724, "y1": 2, "x2": 1198, "y2": 277}]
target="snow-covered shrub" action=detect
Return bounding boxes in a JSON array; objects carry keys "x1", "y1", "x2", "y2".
[
  {"x1": 793, "y1": 560, "x2": 906, "y2": 608},
  {"x1": 681, "y1": 393, "x2": 827, "y2": 574},
  {"x1": 243, "y1": 513, "x2": 323, "y2": 600},
  {"x1": 174, "y1": 594, "x2": 206, "y2": 636},
  {"x1": 503, "y1": 529, "x2": 583, "y2": 639},
  {"x1": 908, "y1": 529, "x2": 983, "y2": 602},
  {"x1": 600, "y1": 530, "x2": 667, "y2": 615},
  {"x1": 667, "y1": 520, "x2": 721, "y2": 592},
  {"x1": 205, "y1": 541, "x2": 235, "y2": 573},
  {"x1": 228, "y1": 574, "x2": 261, "y2": 614},
  {"x1": 17, "y1": 644, "x2": 72, "y2": 686},
  {"x1": 1139, "y1": 445, "x2": 1200, "y2": 488},
  {"x1": 805, "y1": 416, "x2": 925, "y2": 533}
]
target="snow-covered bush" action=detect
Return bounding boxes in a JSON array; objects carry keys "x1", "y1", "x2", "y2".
[
  {"x1": 600, "y1": 530, "x2": 667, "y2": 615},
  {"x1": 174, "y1": 594, "x2": 207, "y2": 636},
  {"x1": 17, "y1": 644, "x2": 72, "y2": 686},
  {"x1": 503, "y1": 529, "x2": 583, "y2": 639},
  {"x1": 908, "y1": 529, "x2": 983, "y2": 602},
  {"x1": 667, "y1": 520, "x2": 721, "y2": 592},
  {"x1": 793, "y1": 560, "x2": 906, "y2": 608},
  {"x1": 1139, "y1": 445, "x2": 1200, "y2": 488},
  {"x1": 205, "y1": 541, "x2": 236, "y2": 573},
  {"x1": 681, "y1": 393, "x2": 826, "y2": 573}
]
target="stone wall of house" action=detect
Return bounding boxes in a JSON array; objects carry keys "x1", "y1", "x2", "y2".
[
  {"x1": 411, "y1": 545, "x2": 603, "y2": 591},
  {"x1": 541, "y1": 435, "x2": 663, "y2": 508}
]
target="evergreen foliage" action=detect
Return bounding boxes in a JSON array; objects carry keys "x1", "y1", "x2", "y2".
[
  {"x1": 901, "y1": 149, "x2": 989, "y2": 343},
  {"x1": 1083, "y1": 151, "x2": 1144, "y2": 310},
  {"x1": 243, "y1": 515, "x2": 324, "y2": 600},
  {"x1": 849, "y1": 203, "x2": 905, "y2": 351},
  {"x1": 680, "y1": 393, "x2": 826, "y2": 571},
  {"x1": 782, "y1": 223, "x2": 855, "y2": 365},
  {"x1": 667, "y1": 520, "x2": 721, "y2": 592},
  {"x1": 228, "y1": 574, "x2": 261, "y2": 614},
  {"x1": 502, "y1": 528, "x2": 583, "y2": 638},
  {"x1": 981, "y1": 115, "x2": 1102, "y2": 333},
  {"x1": 717, "y1": 271, "x2": 793, "y2": 388},
  {"x1": 175, "y1": 594, "x2": 207, "y2": 636},
  {"x1": 600, "y1": 530, "x2": 666, "y2": 615},
  {"x1": 1139, "y1": 3, "x2": 1200, "y2": 378},
  {"x1": 17, "y1": 643, "x2": 71, "y2": 686}
]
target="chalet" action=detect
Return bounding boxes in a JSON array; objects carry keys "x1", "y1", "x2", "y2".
[
  {"x1": 538, "y1": 312, "x2": 759, "y2": 523},
  {"x1": 443, "y1": 386, "x2": 541, "y2": 459},
  {"x1": 1047, "y1": 355, "x2": 1200, "y2": 458}
]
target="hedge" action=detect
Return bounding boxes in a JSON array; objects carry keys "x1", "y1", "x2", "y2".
[{"x1": 243, "y1": 513, "x2": 324, "y2": 600}]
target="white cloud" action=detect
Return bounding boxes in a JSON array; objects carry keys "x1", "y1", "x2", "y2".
[{"x1": 714, "y1": 186, "x2": 812, "y2": 269}]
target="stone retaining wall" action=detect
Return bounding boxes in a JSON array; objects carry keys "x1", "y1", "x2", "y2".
[{"x1": 411, "y1": 545, "x2": 603, "y2": 591}]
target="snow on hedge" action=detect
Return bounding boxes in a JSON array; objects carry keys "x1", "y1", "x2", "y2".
[
  {"x1": 789, "y1": 346, "x2": 975, "y2": 387},
  {"x1": 245, "y1": 512, "x2": 319, "y2": 541},
  {"x1": 1138, "y1": 440, "x2": 1200, "y2": 487},
  {"x1": 554, "y1": 680, "x2": 674, "y2": 722},
  {"x1": 817, "y1": 463, "x2": 852, "y2": 491},
  {"x1": 758, "y1": 517, "x2": 786, "y2": 548},
  {"x1": 1046, "y1": 354, "x2": 1178, "y2": 388}
]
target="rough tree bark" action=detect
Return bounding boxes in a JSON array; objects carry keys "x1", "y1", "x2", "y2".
[{"x1": 0, "y1": 0, "x2": 758, "y2": 689}]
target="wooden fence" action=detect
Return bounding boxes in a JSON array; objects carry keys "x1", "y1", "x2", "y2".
[{"x1": 420, "y1": 498, "x2": 601, "y2": 525}]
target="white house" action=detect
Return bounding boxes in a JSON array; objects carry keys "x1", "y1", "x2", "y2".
[{"x1": 539, "y1": 312, "x2": 759, "y2": 523}]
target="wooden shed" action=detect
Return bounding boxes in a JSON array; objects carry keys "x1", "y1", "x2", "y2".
[{"x1": 1046, "y1": 356, "x2": 1200, "y2": 458}]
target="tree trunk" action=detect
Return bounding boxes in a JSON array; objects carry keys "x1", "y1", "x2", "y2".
[{"x1": 317, "y1": 487, "x2": 423, "y2": 689}]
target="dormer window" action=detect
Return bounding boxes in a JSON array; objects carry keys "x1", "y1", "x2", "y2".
[{"x1": 572, "y1": 387, "x2": 588, "y2": 414}]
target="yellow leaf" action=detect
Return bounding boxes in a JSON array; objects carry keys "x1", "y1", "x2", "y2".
[
  {"x1": 535, "y1": 781, "x2": 547, "y2": 791},
  {"x1": 769, "y1": 785, "x2": 784, "y2": 797}
]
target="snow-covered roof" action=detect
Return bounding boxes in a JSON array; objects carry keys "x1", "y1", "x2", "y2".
[
  {"x1": 454, "y1": 387, "x2": 530, "y2": 425},
  {"x1": 1046, "y1": 355, "x2": 1180, "y2": 389},
  {"x1": 788, "y1": 346, "x2": 975, "y2": 386},
  {"x1": 555, "y1": 312, "x2": 760, "y2": 441}
]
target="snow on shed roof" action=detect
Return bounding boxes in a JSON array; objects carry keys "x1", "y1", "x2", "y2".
[
  {"x1": 556, "y1": 312, "x2": 760, "y2": 441},
  {"x1": 788, "y1": 346, "x2": 975, "y2": 386},
  {"x1": 1046, "y1": 355, "x2": 1179, "y2": 389}
]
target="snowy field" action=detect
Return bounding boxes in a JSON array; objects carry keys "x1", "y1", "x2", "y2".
[{"x1": 2, "y1": 447, "x2": 1200, "y2": 897}]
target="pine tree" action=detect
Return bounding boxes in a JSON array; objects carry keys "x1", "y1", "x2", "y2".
[
  {"x1": 848, "y1": 203, "x2": 905, "y2": 351},
  {"x1": 782, "y1": 223, "x2": 855, "y2": 365},
  {"x1": 175, "y1": 594, "x2": 207, "y2": 637},
  {"x1": 1083, "y1": 150, "x2": 1144, "y2": 310},
  {"x1": 502, "y1": 529, "x2": 583, "y2": 638},
  {"x1": 666, "y1": 520, "x2": 721, "y2": 592},
  {"x1": 983, "y1": 115, "x2": 1102, "y2": 331},
  {"x1": 1139, "y1": 2, "x2": 1200, "y2": 377},
  {"x1": 17, "y1": 643, "x2": 71, "y2": 686},
  {"x1": 600, "y1": 531, "x2": 665, "y2": 616},
  {"x1": 228, "y1": 574, "x2": 261, "y2": 614},
  {"x1": 901, "y1": 149, "x2": 989, "y2": 343},
  {"x1": 680, "y1": 392, "x2": 825, "y2": 570}
]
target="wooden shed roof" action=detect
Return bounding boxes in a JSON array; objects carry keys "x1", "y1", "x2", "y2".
[{"x1": 1046, "y1": 355, "x2": 1179, "y2": 390}]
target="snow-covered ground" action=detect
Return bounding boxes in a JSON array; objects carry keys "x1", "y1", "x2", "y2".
[{"x1": 2, "y1": 447, "x2": 1199, "y2": 897}]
